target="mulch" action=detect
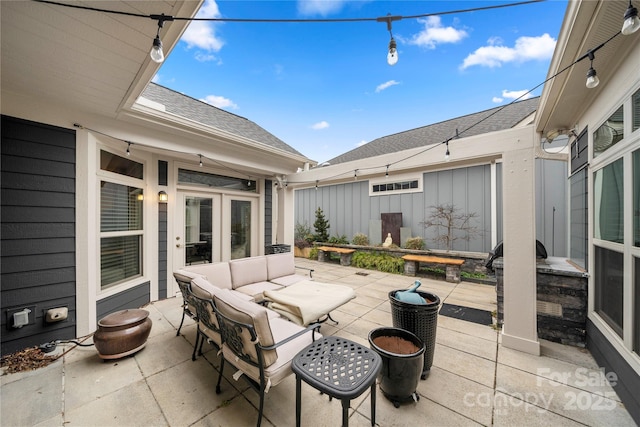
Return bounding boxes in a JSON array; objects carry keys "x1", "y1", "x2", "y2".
[{"x1": 0, "y1": 346, "x2": 60, "y2": 375}]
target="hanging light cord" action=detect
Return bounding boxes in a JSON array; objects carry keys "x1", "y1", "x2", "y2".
[
  {"x1": 33, "y1": 0, "x2": 545, "y2": 24},
  {"x1": 43, "y1": 0, "x2": 624, "y2": 186}
]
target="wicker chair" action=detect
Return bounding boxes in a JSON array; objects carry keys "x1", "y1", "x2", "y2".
[{"x1": 212, "y1": 289, "x2": 320, "y2": 427}]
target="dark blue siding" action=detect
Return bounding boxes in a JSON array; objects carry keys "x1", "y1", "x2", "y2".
[{"x1": 1, "y1": 115, "x2": 76, "y2": 356}]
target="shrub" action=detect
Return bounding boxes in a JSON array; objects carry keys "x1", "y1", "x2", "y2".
[
  {"x1": 328, "y1": 234, "x2": 349, "y2": 244},
  {"x1": 404, "y1": 236, "x2": 425, "y2": 250},
  {"x1": 351, "y1": 251, "x2": 404, "y2": 274},
  {"x1": 308, "y1": 247, "x2": 319, "y2": 260},
  {"x1": 313, "y1": 207, "x2": 330, "y2": 242},
  {"x1": 352, "y1": 233, "x2": 369, "y2": 246},
  {"x1": 294, "y1": 222, "x2": 313, "y2": 249}
]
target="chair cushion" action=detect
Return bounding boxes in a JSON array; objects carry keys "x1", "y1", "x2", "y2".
[
  {"x1": 229, "y1": 257, "x2": 269, "y2": 288},
  {"x1": 266, "y1": 253, "x2": 296, "y2": 281},
  {"x1": 222, "y1": 317, "x2": 319, "y2": 388},
  {"x1": 214, "y1": 289, "x2": 278, "y2": 367}
]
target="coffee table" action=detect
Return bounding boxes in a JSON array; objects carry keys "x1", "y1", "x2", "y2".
[
  {"x1": 263, "y1": 280, "x2": 355, "y2": 326},
  {"x1": 292, "y1": 336, "x2": 382, "y2": 427}
]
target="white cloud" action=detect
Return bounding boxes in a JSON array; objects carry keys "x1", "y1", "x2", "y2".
[
  {"x1": 375, "y1": 80, "x2": 400, "y2": 93},
  {"x1": 492, "y1": 96, "x2": 503, "y2": 103},
  {"x1": 181, "y1": 0, "x2": 224, "y2": 59},
  {"x1": 461, "y1": 33, "x2": 556, "y2": 69},
  {"x1": 500, "y1": 89, "x2": 532, "y2": 100},
  {"x1": 297, "y1": 0, "x2": 347, "y2": 16},
  {"x1": 357, "y1": 140, "x2": 367, "y2": 147},
  {"x1": 404, "y1": 16, "x2": 468, "y2": 49},
  {"x1": 200, "y1": 94, "x2": 238, "y2": 109},
  {"x1": 311, "y1": 121, "x2": 330, "y2": 130}
]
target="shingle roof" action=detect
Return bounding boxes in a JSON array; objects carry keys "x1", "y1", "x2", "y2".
[
  {"x1": 141, "y1": 83, "x2": 305, "y2": 157},
  {"x1": 326, "y1": 97, "x2": 539, "y2": 165}
]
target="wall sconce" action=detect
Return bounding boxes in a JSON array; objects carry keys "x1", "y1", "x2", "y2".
[
  {"x1": 136, "y1": 194, "x2": 144, "y2": 201},
  {"x1": 158, "y1": 191, "x2": 168, "y2": 203}
]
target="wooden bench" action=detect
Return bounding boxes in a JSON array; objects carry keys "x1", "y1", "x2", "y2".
[
  {"x1": 401, "y1": 254, "x2": 465, "y2": 283},
  {"x1": 317, "y1": 246, "x2": 356, "y2": 266}
]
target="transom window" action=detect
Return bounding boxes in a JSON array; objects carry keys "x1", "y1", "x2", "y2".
[{"x1": 178, "y1": 168, "x2": 256, "y2": 192}]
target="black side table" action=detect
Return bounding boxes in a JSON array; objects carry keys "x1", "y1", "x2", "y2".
[{"x1": 292, "y1": 336, "x2": 382, "y2": 427}]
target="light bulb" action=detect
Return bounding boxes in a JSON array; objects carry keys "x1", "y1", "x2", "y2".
[
  {"x1": 150, "y1": 36, "x2": 164, "y2": 63},
  {"x1": 622, "y1": 3, "x2": 640, "y2": 35},
  {"x1": 586, "y1": 67, "x2": 599, "y2": 89},
  {"x1": 387, "y1": 37, "x2": 398, "y2": 66},
  {"x1": 445, "y1": 148, "x2": 450, "y2": 162}
]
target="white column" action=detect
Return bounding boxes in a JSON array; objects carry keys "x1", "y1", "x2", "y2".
[
  {"x1": 501, "y1": 146, "x2": 540, "y2": 355},
  {"x1": 275, "y1": 185, "x2": 295, "y2": 246}
]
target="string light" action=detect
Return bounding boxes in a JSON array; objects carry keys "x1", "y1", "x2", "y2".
[
  {"x1": 585, "y1": 50, "x2": 599, "y2": 89},
  {"x1": 385, "y1": 165, "x2": 389, "y2": 179},
  {"x1": 126, "y1": 141, "x2": 131, "y2": 156},
  {"x1": 34, "y1": 0, "x2": 545, "y2": 66},
  {"x1": 149, "y1": 14, "x2": 173, "y2": 63},
  {"x1": 315, "y1": 180, "x2": 318, "y2": 190},
  {"x1": 377, "y1": 14, "x2": 401, "y2": 66},
  {"x1": 444, "y1": 140, "x2": 450, "y2": 162},
  {"x1": 199, "y1": 154, "x2": 203, "y2": 167},
  {"x1": 354, "y1": 169, "x2": 358, "y2": 181},
  {"x1": 622, "y1": 0, "x2": 640, "y2": 35}
]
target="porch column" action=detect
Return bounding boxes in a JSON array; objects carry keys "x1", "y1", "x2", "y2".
[
  {"x1": 501, "y1": 146, "x2": 540, "y2": 355},
  {"x1": 275, "y1": 184, "x2": 295, "y2": 247}
]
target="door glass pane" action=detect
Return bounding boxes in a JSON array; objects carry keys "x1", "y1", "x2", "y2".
[
  {"x1": 595, "y1": 246, "x2": 624, "y2": 337},
  {"x1": 594, "y1": 159, "x2": 624, "y2": 243},
  {"x1": 185, "y1": 197, "x2": 212, "y2": 265},
  {"x1": 231, "y1": 200, "x2": 251, "y2": 259}
]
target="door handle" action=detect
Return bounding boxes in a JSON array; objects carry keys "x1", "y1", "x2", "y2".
[{"x1": 176, "y1": 244, "x2": 182, "y2": 248}]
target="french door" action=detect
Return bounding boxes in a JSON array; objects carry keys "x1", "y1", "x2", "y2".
[{"x1": 174, "y1": 192, "x2": 221, "y2": 270}]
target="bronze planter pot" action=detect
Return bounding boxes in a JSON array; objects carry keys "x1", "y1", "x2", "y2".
[{"x1": 94, "y1": 309, "x2": 152, "y2": 360}]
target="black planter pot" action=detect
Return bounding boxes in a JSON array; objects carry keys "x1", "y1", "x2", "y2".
[
  {"x1": 368, "y1": 327, "x2": 425, "y2": 408},
  {"x1": 389, "y1": 290, "x2": 440, "y2": 378}
]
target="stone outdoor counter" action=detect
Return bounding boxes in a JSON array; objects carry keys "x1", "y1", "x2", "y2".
[{"x1": 494, "y1": 256, "x2": 589, "y2": 347}]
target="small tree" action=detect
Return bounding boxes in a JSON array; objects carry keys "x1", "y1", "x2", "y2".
[
  {"x1": 313, "y1": 207, "x2": 330, "y2": 242},
  {"x1": 421, "y1": 204, "x2": 480, "y2": 251}
]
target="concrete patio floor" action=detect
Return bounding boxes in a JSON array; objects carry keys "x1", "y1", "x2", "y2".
[{"x1": 1, "y1": 259, "x2": 636, "y2": 426}]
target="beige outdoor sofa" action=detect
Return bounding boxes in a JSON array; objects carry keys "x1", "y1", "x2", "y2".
[
  {"x1": 174, "y1": 252, "x2": 313, "y2": 303},
  {"x1": 174, "y1": 252, "x2": 355, "y2": 328}
]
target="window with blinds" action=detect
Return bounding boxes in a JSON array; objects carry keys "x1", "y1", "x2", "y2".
[{"x1": 99, "y1": 152, "x2": 144, "y2": 289}]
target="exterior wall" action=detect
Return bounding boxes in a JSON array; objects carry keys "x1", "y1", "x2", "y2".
[
  {"x1": 536, "y1": 159, "x2": 568, "y2": 257},
  {"x1": 578, "y1": 37, "x2": 640, "y2": 424},
  {"x1": 96, "y1": 282, "x2": 150, "y2": 320},
  {"x1": 294, "y1": 161, "x2": 567, "y2": 256},
  {"x1": 1, "y1": 116, "x2": 77, "y2": 355}
]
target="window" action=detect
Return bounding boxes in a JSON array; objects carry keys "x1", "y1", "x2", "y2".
[
  {"x1": 633, "y1": 88, "x2": 640, "y2": 133},
  {"x1": 371, "y1": 178, "x2": 420, "y2": 196},
  {"x1": 593, "y1": 106, "x2": 624, "y2": 157},
  {"x1": 635, "y1": 256, "x2": 640, "y2": 355},
  {"x1": 595, "y1": 246, "x2": 624, "y2": 337},
  {"x1": 594, "y1": 158, "x2": 624, "y2": 243},
  {"x1": 178, "y1": 168, "x2": 256, "y2": 192},
  {"x1": 634, "y1": 149, "x2": 640, "y2": 247},
  {"x1": 100, "y1": 152, "x2": 144, "y2": 289},
  {"x1": 569, "y1": 167, "x2": 588, "y2": 268}
]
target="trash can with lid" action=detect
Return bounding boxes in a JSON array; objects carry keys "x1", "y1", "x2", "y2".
[{"x1": 389, "y1": 284, "x2": 440, "y2": 379}]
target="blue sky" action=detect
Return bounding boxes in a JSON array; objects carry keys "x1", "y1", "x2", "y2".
[{"x1": 154, "y1": 0, "x2": 568, "y2": 163}]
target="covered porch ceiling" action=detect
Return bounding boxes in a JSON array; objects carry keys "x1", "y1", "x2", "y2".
[
  {"x1": 536, "y1": 0, "x2": 640, "y2": 136},
  {"x1": 1, "y1": 0, "x2": 201, "y2": 119}
]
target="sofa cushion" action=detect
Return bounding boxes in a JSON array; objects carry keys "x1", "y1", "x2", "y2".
[
  {"x1": 266, "y1": 253, "x2": 295, "y2": 280},
  {"x1": 234, "y1": 281, "x2": 283, "y2": 303},
  {"x1": 182, "y1": 263, "x2": 233, "y2": 290},
  {"x1": 214, "y1": 289, "x2": 278, "y2": 367},
  {"x1": 229, "y1": 257, "x2": 269, "y2": 288},
  {"x1": 269, "y1": 274, "x2": 307, "y2": 287}
]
